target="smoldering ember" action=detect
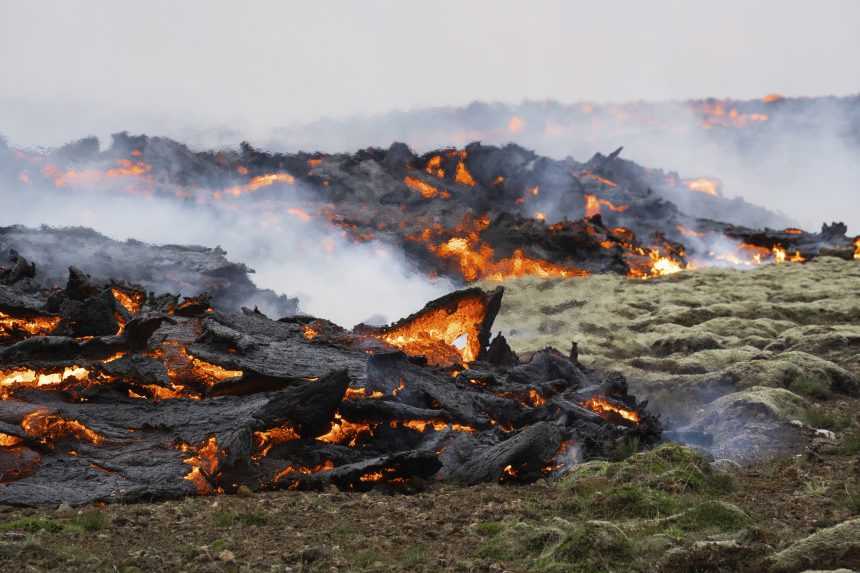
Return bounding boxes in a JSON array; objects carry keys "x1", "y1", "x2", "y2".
[{"x1": 1, "y1": 130, "x2": 858, "y2": 508}]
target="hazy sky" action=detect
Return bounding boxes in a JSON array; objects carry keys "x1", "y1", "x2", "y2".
[{"x1": 3, "y1": 1, "x2": 859, "y2": 134}]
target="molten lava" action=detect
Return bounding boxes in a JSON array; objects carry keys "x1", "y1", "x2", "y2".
[
  {"x1": 584, "y1": 194, "x2": 629, "y2": 218},
  {"x1": 273, "y1": 459, "x2": 335, "y2": 484},
  {"x1": 582, "y1": 396, "x2": 640, "y2": 424},
  {"x1": 317, "y1": 414, "x2": 375, "y2": 447},
  {"x1": 21, "y1": 411, "x2": 105, "y2": 446},
  {"x1": 151, "y1": 341, "x2": 243, "y2": 395},
  {"x1": 391, "y1": 420, "x2": 476, "y2": 433},
  {"x1": 373, "y1": 293, "x2": 491, "y2": 366},
  {"x1": 179, "y1": 436, "x2": 221, "y2": 494},
  {"x1": 683, "y1": 177, "x2": 720, "y2": 196},
  {"x1": 773, "y1": 246, "x2": 805, "y2": 264},
  {"x1": 253, "y1": 424, "x2": 301, "y2": 460},
  {"x1": 404, "y1": 176, "x2": 444, "y2": 199},
  {"x1": 0, "y1": 432, "x2": 24, "y2": 447},
  {"x1": 0, "y1": 312, "x2": 61, "y2": 340},
  {"x1": 431, "y1": 237, "x2": 589, "y2": 283},
  {"x1": 425, "y1": 155, "x2": 445, "y2": 178},
  {"x1": 580, "y1": 171, "x2": 618, "y2": 188},
  {"x1": 111, "y1": 287, "x2": 144, "y2": 315},
  {"x1": 303, "y1": 324, "x2": 319, "y2": 340},
  {"x1": 224, "y1": 172, "x2": 295, "y2": 197},
  {"x1": 1, "y1": 366, "x2": 91, "y2": 393},
  {"x1": 455, "y1": 161, "x2": 477, "y2": 187}
]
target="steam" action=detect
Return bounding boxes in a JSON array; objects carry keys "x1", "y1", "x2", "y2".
[{"x1": 0, "y1": 176, "x2": 452, "y2": 328}]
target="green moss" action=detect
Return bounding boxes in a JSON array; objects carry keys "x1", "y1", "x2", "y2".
[
  {"x1": 804, "y1": 406, "x2": 852, "y2": 430},
  {"x1": 213, "y1": 510, "x2": 267, "y2": 528},
  {"x1": 476, "y1": 519, "x2": 633, "y2": 573},
  {"x1": 604, "y1": 443, "x2": 732, "y2": 495},
  {"x1": 0, "y1": 516, "x2": 65, "y2": 533},
  {"x1": 672, "y1": 501, "x2": 751, "y2": 533},
  {"x1": 790, "y1": 378, "x2": 833, "y2": 400},
  {"x1": 841, "y1": 428, "x2": 860, "y2": 455},
  {"x1": 68, "y1": 510, "x2": 109, "y2": 532},
  {"x1": 589, "y1": 485, "x2": 681, "y2": 519},
  {"x1": 537, "y1": 521, "x2": 632, "y2": 573},
  {"x1": 474, "y1": 521, "x2": 505, "y2": 537}
]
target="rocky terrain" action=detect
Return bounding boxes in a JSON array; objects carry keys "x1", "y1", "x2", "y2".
[{"x1": 1, "y1": 257, "x2": 858, "y2": 571}]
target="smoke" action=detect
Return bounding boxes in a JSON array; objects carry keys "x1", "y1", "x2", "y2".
[{"x1": 0, "y1": 174, "x2": 452, "y2": 328}]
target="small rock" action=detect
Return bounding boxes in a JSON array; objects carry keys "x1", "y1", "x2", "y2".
[
  {"x1": 814, "y1": 428, "x2": 836, "y2": 440},
  {"x1": 56, "y1": 502, "x2": 73, "y2": 515},
  {"x1": 218, "y1": 549, "x2": 236, "y2": 562},
  {"x1": 236, "y1": 485, "x2": 254, "y2": 497}
]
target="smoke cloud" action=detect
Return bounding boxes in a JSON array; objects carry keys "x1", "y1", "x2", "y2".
[{"x1": 0, "y1": 178, "x2": 452, "y2": 328}]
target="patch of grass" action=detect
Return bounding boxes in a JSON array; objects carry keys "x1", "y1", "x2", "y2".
[
  {"x1": 0, "y1": 516, "x2": 64, "y2": 533},
  {"x1": 352, "y1": 548, "x2": 384, "y2": 569},
  {"x1": 593, "y1": 443, "x2": 734, "y2": 496},
  {"x1": 476, "y1": 531, "x2": 520, "y2": 562},
  {"x1": 840, "y1": 428, "x2": 860, "y2": 455},
  {"x1": 213, "y1": 510, "x2": 267, "y2": 528},
  {"x1": 789, "y1": 378, "x2": 833, "y2": 400},
  {"x1": 673, "y1": 501, "x2": 751, "y2": 533},
  {"x1": 474, "y1": 521, "x2": 505, "y2": 537},
  {"x1": 804, "y1": 406, "x2": 852, "y2": 430},
  {"x1": 589, "y1": 484, "x2": 681, "y2": 520},
  {"x1": 541, "y1": 521, "x2": 632, "y2": 573},
  {"x1": 69, "y1": 510, "x2": 109, "y2": 532},
  {"x1": 399, "y1": 543, "x2": 428, "y2": 569}
]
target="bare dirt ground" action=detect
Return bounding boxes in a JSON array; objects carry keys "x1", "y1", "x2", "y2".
[{"x1": 2, "y1": 258, "x2": 859, "y2": 572}]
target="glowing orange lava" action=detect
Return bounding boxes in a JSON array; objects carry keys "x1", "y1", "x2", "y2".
[
  {"x1": 0, "y1": 312, "x2": 61, "y2": 339},
  {"x1": 317, "y1": 414, "x2": 375, "y2": 447},
  {"x1": 253, "y1": 424, "x2": 301, "y2": 460},
  {"x1": 404, "y1": 176, "x2": 442, "y2": 199},
  {"x1": 111, "y1": 288, "x2": 144, "y2": 315},
  {"x1": 581, "y1": 396, "x2": 640, "y2": 423},
  {"x1": 373, "y1": 293, "x2": 490, "y2": 366},
  {"x1": 425, "y1": 155, "x2": 445, "y2": 178},
  {"x1": 179, "y1": 436, "x2": 221, "y2": 494},
  {"x1": 273, "y1": 459, "x2": 335, "y2": 483},
  {"x1": 224, "y1": 172, "x2": 295, "y2": 197},
  {"x1": 683, "y1": 177, "x2": 720, "y2": 196},
  {"x1": 455, "y1": 161, "x2": 477, "y2": 187},
  {"x1": 21, "y1": 411, "x2": 105, "y2": 445},
  {"x1": 584, "y1": 194, "x2": 629, "y2": 218}
]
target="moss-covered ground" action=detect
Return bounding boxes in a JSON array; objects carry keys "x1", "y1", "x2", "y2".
[{"x1": 2, "y1": 258, "x2": 859, "y2": 571}]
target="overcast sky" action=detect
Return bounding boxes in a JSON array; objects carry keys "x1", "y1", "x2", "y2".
[{"x1": 2, "y1": 0, "x2": 859, "y2": 136}]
